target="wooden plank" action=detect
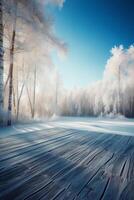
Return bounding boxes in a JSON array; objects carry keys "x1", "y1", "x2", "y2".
[
  {"x1": 0, "y1": 130, "x2": 100, "y2": 197},
  {"x1": 0, "y1": 127, "x2": 134, "y2": 200}
]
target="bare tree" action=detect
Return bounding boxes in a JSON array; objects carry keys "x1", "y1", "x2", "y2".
[
  {"x1": 26, "y1": 65, "x2": 37, "y2": 119},
  {"x1": 16, "y1": 82, "x2": 25, "y2": 120},
  {"x1": 0, "y1": 0, "x2": 4, "y2": 124},
  {"x1": 32, "y1": 65, "x2": 36, "y2": 119},
  {"x1": 16, "y1": 59, "x2": 27, "y2": 121},
  {"x1": 7, "y1": 0, "x2": 18, "y2": 125}
]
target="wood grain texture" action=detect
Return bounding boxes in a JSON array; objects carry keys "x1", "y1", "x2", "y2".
[{"x1": 0, "y1": 127, "x2": 134, "y2": 200}]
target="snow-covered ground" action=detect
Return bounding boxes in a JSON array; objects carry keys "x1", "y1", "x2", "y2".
[{"x1": 0, "y1": 117, "x2": 134, "y2": 138}]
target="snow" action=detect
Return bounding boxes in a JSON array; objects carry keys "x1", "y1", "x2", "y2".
[
  {"x1": 0, "y1": 117, "x2": 134, "y2": 138},
  {"x1": 49, "y1": 117, "x2": 134, "y2": 136}
]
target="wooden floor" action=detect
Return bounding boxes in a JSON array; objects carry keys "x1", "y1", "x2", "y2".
[{"x1": 0, "y1": 127, "x2": 134, "y2": 200}]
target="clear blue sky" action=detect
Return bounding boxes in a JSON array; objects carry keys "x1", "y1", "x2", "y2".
[{"x1": 50, "y1": 0, "x2": 134, "y2": 89}]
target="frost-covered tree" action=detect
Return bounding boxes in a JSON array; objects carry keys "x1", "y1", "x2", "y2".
[
  {"x1": 0, "y1": 0, "x2": 4, "y2": 125},
  {"x1": 59, "y1": 45, "x2": 134, "y2": 118},
  {"x1": 1, "y1": 0, "x2": 66, "y2": 123},
  {"x1": 3, "y1": 0, "x2": 65, "y2": 125}
]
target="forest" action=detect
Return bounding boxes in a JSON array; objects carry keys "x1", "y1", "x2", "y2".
[
  {"x1": 61, "y1": 45, "x2": 134, "y2": 118},
  {"x1": 0, "y1": 0, "x2": 67, "y2": 125},
  {"x1": 0, "y1": 0, "x2": 134, "y2": 127}
]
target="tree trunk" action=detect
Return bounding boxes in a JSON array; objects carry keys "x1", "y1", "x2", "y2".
[
  {"x1": 7, "y1": 29, "x2": 16, "y2": 125},
  {"x1": 26, "y1": 85, "x2": 33, "y2": 118},
  {"x1": 7, "y1": 1, "x2": 17, "y2": 126},
  {"x1": 16, "y1": 82, "x2": 25, "y2": 121},
  {"x1": 13, "y1": 85, "x2": 17, "y2": 116},
  {"x1": 32, "y1": 66, "x2": 36, "y2": 119},
  {"x1": 55, "y1": 76, "x2": 58, "y2": 115},
  {"x1": 117, "y1": 65, "x2": 121, "y2": 114},
  {"x1": 0, "y1": 0, "x2": 4, "y2": 125}
]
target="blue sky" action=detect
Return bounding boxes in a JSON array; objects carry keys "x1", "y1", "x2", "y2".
[{"x1": 50, "y1": 0, "x2": 134, "y2": 89}]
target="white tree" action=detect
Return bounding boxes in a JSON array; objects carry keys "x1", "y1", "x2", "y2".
[{"x1": 0, "y1": 0, "x2": 4, "y2": 125}]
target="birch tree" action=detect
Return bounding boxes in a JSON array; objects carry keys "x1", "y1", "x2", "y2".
[{"x1": 0, "y1": 0, "x2": 4, "y2": 125}]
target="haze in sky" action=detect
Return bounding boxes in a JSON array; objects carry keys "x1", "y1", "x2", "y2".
[{"x1": 49, "y1": 0, "x2": 134, "y2": 89}]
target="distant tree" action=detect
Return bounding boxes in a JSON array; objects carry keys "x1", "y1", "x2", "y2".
[
  {"x1": 32, "y1": 65, "x2": 37, "y2": 119},
  {"x1": 117, "y1": 64, "x2": 121, "y2": 114},
  {"x1": 26, "y1": 65, "x2": 37, "y2": 119}
]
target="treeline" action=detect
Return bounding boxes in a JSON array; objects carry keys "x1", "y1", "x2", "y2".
[
  {"x1": 59, "y1": 85, "x2": 134, "y2": 118},
  {"x1": 59, "y1": 46, "x2": 134, "y2": 118}
]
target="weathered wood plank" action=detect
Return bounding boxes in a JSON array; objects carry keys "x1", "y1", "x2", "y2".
[{"x1": 0, "y1": 127, "x2": 134, "y2": 200}]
